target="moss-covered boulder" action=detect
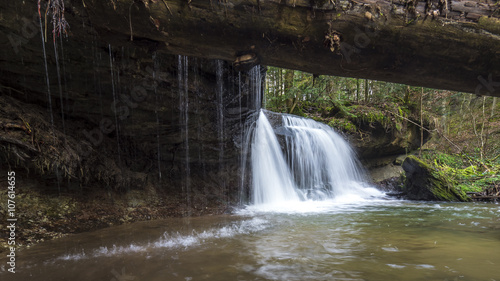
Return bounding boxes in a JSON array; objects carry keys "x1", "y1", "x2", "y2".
[{"x1": 402, "y1": 156, "x2": 470, "y2": 201}]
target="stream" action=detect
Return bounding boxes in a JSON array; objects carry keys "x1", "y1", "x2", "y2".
[{"x1": 2, "y1": 198, "x2": 499, "y2": 280}]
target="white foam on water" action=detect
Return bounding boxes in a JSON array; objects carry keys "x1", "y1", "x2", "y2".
[
  {"x1": 415, "y1": 264, "x2": 435, "y2": 269},
  {"x1": 387, "y1": 264, "x2": 406, "y2": 269},
  {"x1": 55, "y1": 217, "x2": 269, "y2": 261},
  {"x1": 241, "y1": 187, "x2": 386, "y2": 214}
]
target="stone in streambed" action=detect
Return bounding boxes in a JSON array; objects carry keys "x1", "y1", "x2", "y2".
[{"x1": 402, "y1": 155, "x2": 470, "y2": 201}]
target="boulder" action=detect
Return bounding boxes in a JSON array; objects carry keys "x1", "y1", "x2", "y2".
[{"x1": 402, "y1": 155, "x2": 470, "y2": 201}]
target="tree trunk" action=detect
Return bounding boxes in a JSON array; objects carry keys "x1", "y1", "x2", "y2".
[
  {"x1": 99, "y1": 0, "x2": 500, "y2": 96},
  {"x1": 2, "y1": 0, "x2": 498, "y2": 98},
  {"x1": 364, "y1": 79, "x2": 369, "y2": 103},
  {"x1": 404, "y1": 86, "x2": 411, "y2": 104},
  {"x1": 285, "y1": 69, "x2": 298, "y2": 114},
  {"x1": 492, "y1": 97, "x2": 497, "y2": 117},
  {"x1": 420, "y1": 87, "x2": 424, "y2": 157},
  {"x1": 356, "y1": 79, "x2": 360, "y2": 102},
  {"x1": 284, "y1": 69, "x2": 295, "y2": 96}
]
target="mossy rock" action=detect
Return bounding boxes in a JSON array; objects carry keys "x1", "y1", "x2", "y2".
[
  {"x1": 328, "y1": 118, "x2": 357, "y2": 133},
  {"x1": 402, "y1": 155, "x2": 471, "y2": 202},
  {"x1": 290, "y1": 106, "x2": 306, "y2": 117}
]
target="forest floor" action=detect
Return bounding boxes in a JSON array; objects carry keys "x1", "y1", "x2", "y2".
[{"x1": 0, "y1": 175, "x2": 231, "y2": 253}]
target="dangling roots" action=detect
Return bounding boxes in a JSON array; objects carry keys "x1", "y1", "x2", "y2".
[{"x1": 38, "y1": 0, "x2": 70, "y2": 42}]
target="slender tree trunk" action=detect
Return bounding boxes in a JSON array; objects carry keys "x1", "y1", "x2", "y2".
[
  {"x1": 492, "y1": 97, "x2": 497, "y2": 118},
  {"x1": 468, "y1": 96, "x2": 483, "y2": 157},
  {"x1": 480, "y1": 96, "x2": 487, "y2": 160},
  {"x1": 420, "y1": 87, "x2": 424, "y2": 157},
  {"x1": 404, "y1": 86, "x2": 411, "y2": 105},
  {"x1": 281, "y1": 68, "x2": 285, "y2": 109},
  {"x1": 284, "y1": 69, "x2": 296, "y2": 113},
  {"x1": 364, "y1": 79, "x2": 369, "y2": 103},
  {"x1": 284, "y1": 69, "x2": 294, "y2": 95},
  {"x1": 356, "y1": 79, "x2": 360, "y2": 102}
]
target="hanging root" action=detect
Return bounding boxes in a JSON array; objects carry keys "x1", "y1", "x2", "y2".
[
  {"x1": 37, "y1": 0, "x2": 70, "y2": 42},
  {"x1": 161, "y1": 0, "x2": 173, "y2": 15}
]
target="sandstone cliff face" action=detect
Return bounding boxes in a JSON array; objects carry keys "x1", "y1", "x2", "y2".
[{"x1": 0, "y1": 0, "x2": 264, "y2": 203}]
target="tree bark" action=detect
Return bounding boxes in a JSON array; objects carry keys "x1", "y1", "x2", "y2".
[
  {"x1": 492, "y1": 97, "x2": 497, "y2": 117},
  {"x1": 420, "y1": 87, "x2": 424, "y2": 157},
  {"x1": 79, "y1": 0, "x2": 499, "y2": 95},
  {"x1": 356, "y1": 79, "x2": 360, "y2": 102},
  {"x1": 364, "y1": 79, "x2": 369, "y2": 102},
  {"x1": 0, "y1": 0, "x2": 499, "y2": 96}
]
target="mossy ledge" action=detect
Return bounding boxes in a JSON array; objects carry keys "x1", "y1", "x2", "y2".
[{"x1": 402, "y1": 155, "x2": 471, "y2": 202}]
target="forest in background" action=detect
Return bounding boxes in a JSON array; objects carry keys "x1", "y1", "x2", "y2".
[{"x1": 264, "y1": 67, "x2": 500, "y2": 194}]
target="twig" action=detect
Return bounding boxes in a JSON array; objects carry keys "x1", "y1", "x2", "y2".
[
  {"x1": 161, "y1": 0, "x2": 173, "y2": 15},
  {"x1": 385, "y1": 109, "x2": 462, "y2": 152},
  {"x1": 0, "y1": 85, "x2": 25, "y2": 95},
  {"x1": 492, "y1": 154, "x2": 500, "y2": 162},
  {"x1": 468, "y1": 156, "x2": 491, "y2": 173}
]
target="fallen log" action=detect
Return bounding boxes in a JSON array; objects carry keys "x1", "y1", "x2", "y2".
[
  {"x1": 81, "y1": 0, "x2": 500, "y2": 95},
  {"x1": 1, "y1": 0, "x2": 499, "y2": 96}
]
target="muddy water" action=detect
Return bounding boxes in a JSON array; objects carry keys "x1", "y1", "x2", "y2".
[{"x1": 2, "y1": 199, "x2": 499, "y2": 281}]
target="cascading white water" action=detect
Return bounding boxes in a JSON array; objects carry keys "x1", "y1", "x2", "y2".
[
  {"x1": 251, "y1": 110, "x2": 375, "y2": 205},
  {"x1": 282, "y1": 115, "x2": 366, "y2": 200},
  {"x1": 251, "y1": 111, "x2": 301, "y2": 204}
]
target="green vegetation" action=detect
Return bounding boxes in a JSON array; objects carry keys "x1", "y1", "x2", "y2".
[
  {"x1": 264, "y1": 67, "x2": 499, "y2": 196},
  {"x1": 421, "y1": 151, "x2": 500, "y2": 193},
  {"x1": 403, "y1": 155, "x2": 471, "y2": 202}
]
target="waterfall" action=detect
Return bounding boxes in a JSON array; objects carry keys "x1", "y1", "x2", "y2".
[
  {"x1": 252, "y1": 111, "x2": 301, "y2": 204},
  {"x1": 282, "y1": 114, "x2": 366, "y2": 200},
  {"x1": 248, "y1": 65, "x2": 263, "y2": 110},
  {"x1": 240, "y1": 65, "x2": 266, "y2": 204},
  {"x1": 251, "y1": 110, "x2": 374, "y2": 205}
]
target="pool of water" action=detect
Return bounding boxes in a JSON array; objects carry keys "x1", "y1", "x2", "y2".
[{"x1": 2, "y1": 198, "x2": 499, "y2": 281}]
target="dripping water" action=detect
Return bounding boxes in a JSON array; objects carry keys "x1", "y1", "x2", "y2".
[
  {"x1": 215, "y1": 60, "x2": 226, "y2": 202},
  {"x1": 108, "y1": 44, "x2": 122, "y2": 165},
  {"x1": 53, "y1": 35, "x2": 66, "y2": 137},
  {"x1": 238, "y1": 72, "x2": 242, "y2": 150},
  {"x1": 38, "y1": 14, "x2": 55, "y2": 134},
  {"x1": 184, "y1": 56, "x2": 191, "y2": 214},
  {"x1": 117, "y1": 47, "x2": 123, "y2": 99},
  {"x1": 193, "y1": 58, "x2": 208, "y2": 208},
  {"x1": 153, "y1": 53, "x2": 162, "y2": 183},
  {"x1": 57, "y1": 36, "x2": 71, "y2": 188},
  {"x1": 58, "y1": 36, "x2": 69, "y2": 110},
  {"x1": 238, "y1": 71, "x2": 245, "y2": 204},
  {"x1": 39, "y1": 12, "x2": 61, "y2": 193},
  {"x1": 21, "y1": 51, "x2": 27, "y2": 99},
  {"x1": 215, "y1": 61, "x2": 225, "y2": 160},
  {"x1": 92, "y1": 38, "x2": 104, "y2": 118},
  {"x1": 178, "y1": 55, "x2": 191, "y2": 214},
  {"x1": 249, "y1": 65, "x2": 263, "y2": 110},
  {"x1": 239, "y1": 66, "x2": 264, "y2": 204}
]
